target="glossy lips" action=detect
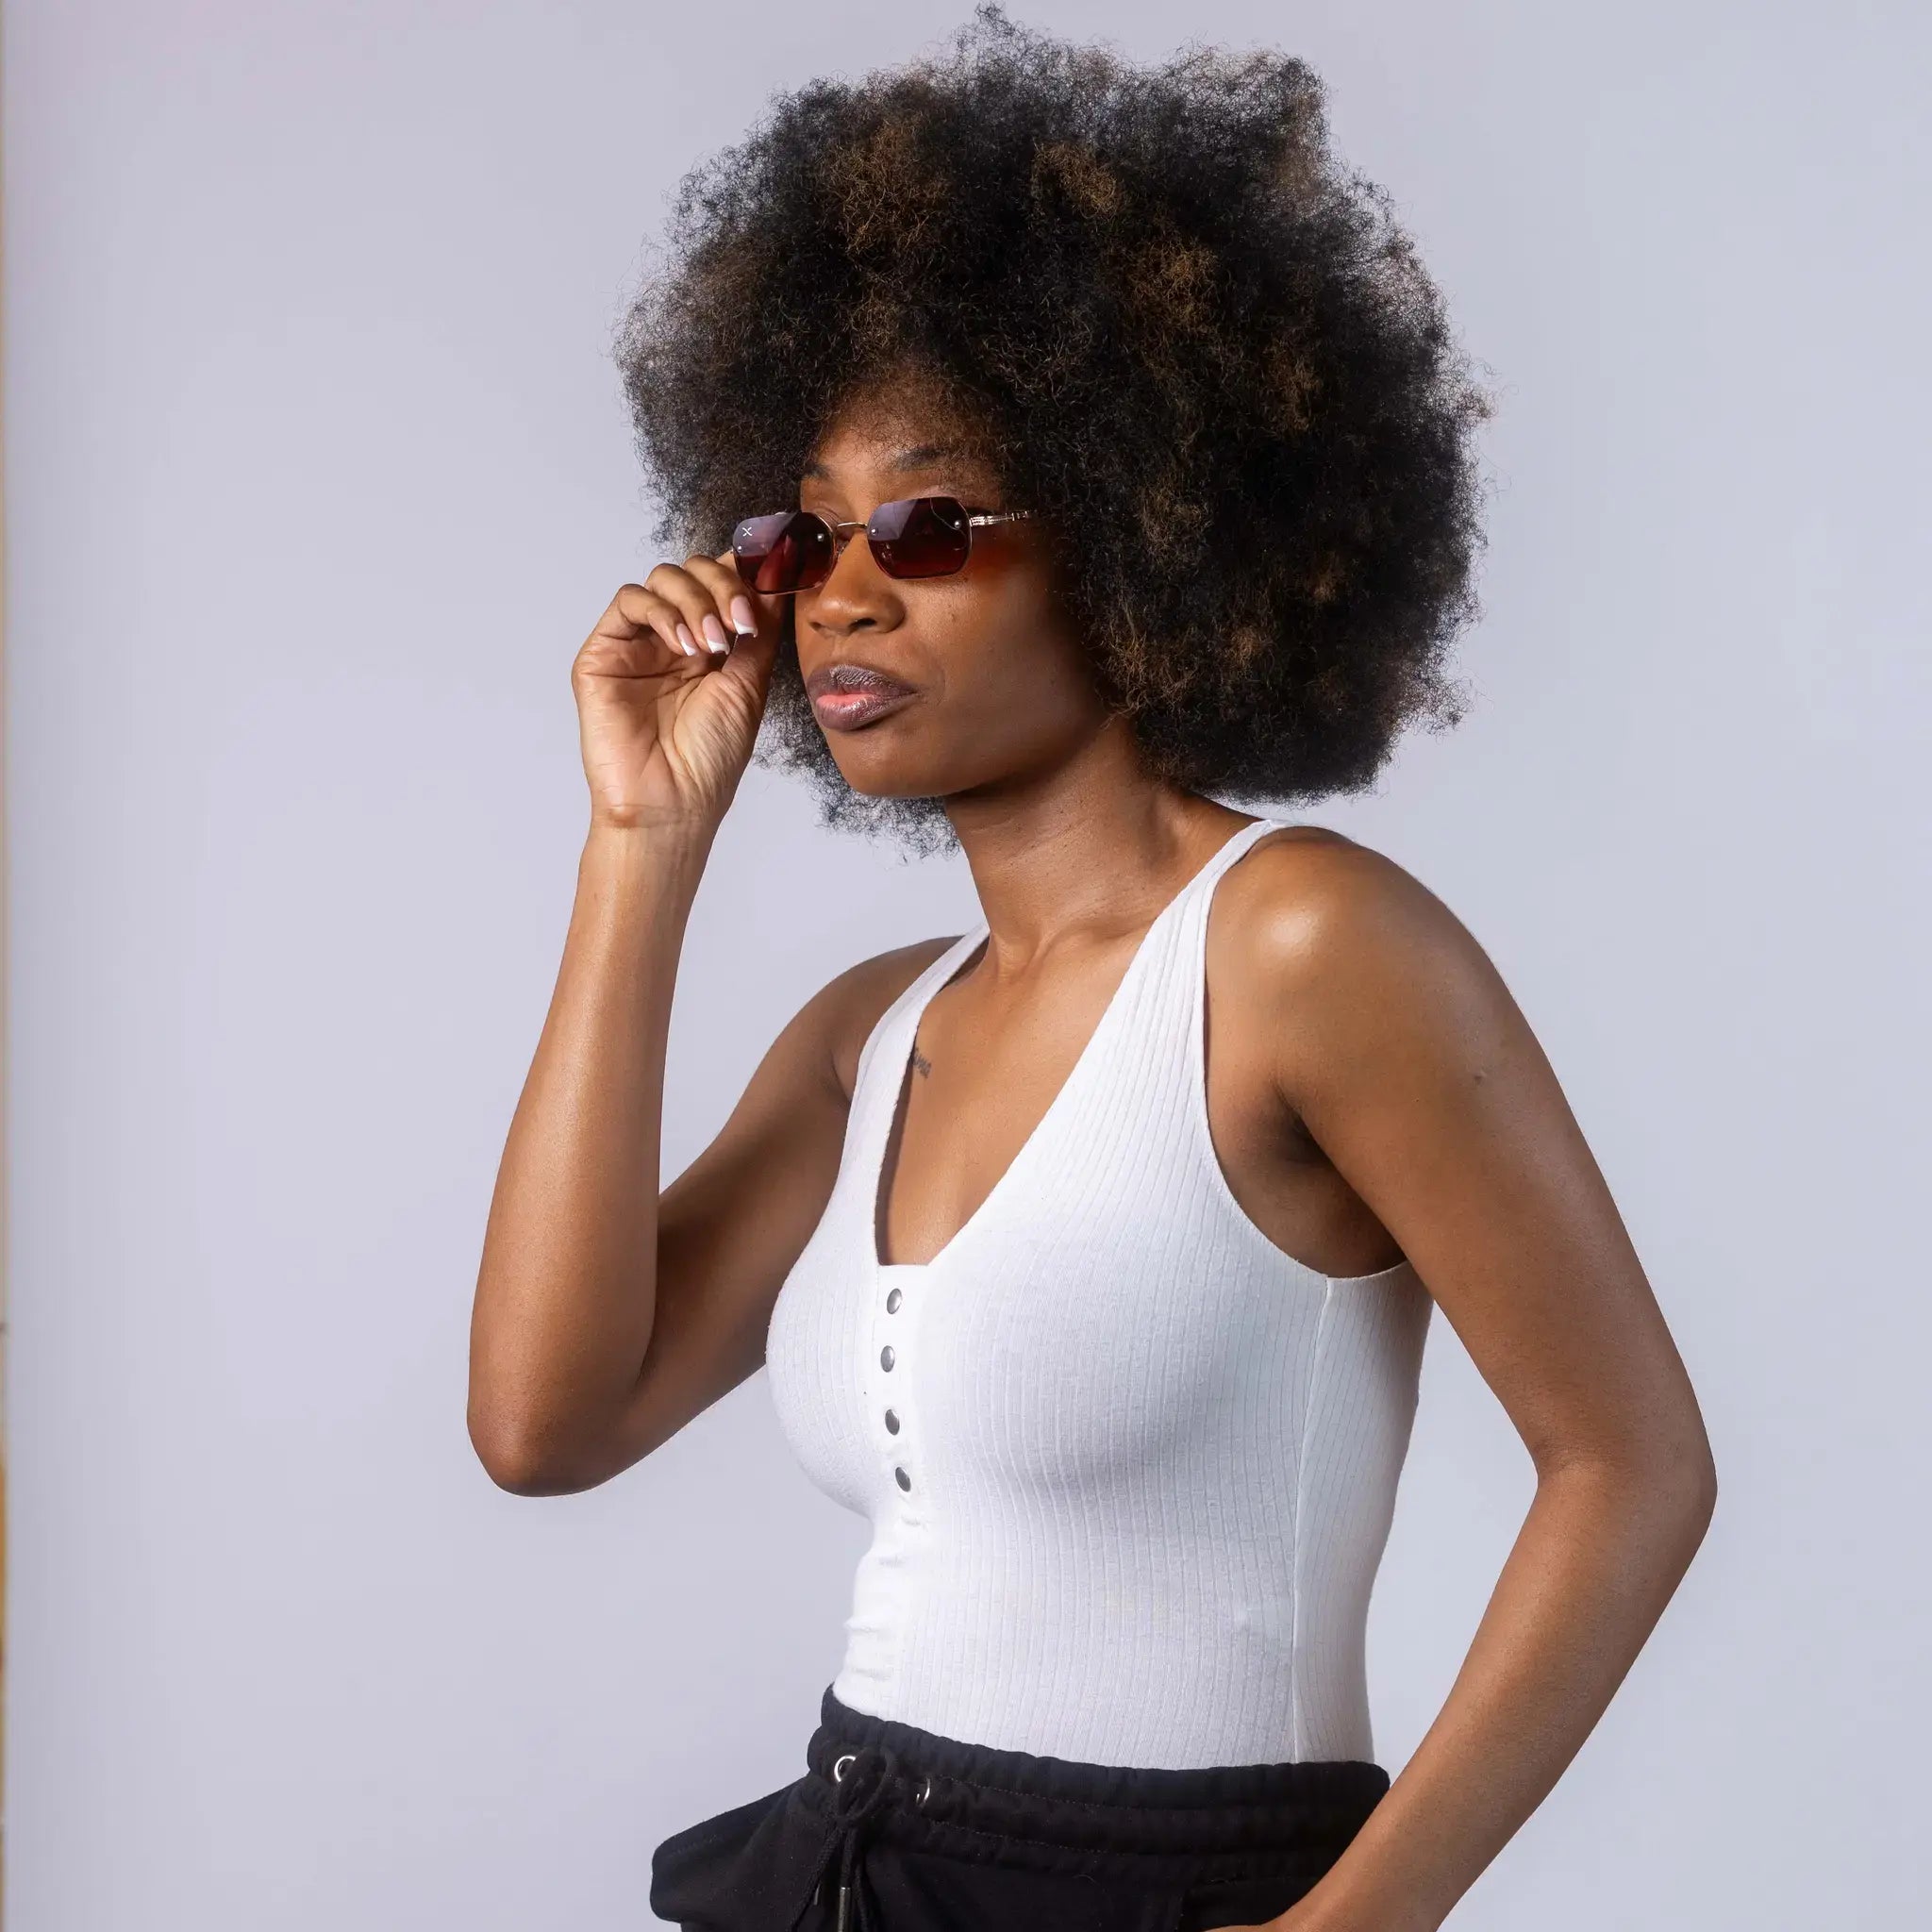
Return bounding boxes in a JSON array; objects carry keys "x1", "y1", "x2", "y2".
[{"x1": 806, "y1": 661, "x2": 921, "y2": 731}]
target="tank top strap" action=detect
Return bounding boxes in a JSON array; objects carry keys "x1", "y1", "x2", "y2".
[
  {"x1": 1124, "y1": 812, "x2": 1279, "y2": 981},
  {"x1": 1095, "y1": 812, "x2": 1289, "y2": 1100},
  {"x1": 1180, "y1": 814, "x2": 1287, "y2": 912},
  {"x1": 855, "y1": 924, "x2": 987, "y2": 1107},
  {"x1": 1165, "y1": 813, "x2": 1286, "y2": 946}
]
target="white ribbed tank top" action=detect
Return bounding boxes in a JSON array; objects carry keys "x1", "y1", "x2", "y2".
[{"x1": 764, "y1": 815, "x2": 1432, "y2": 1770}]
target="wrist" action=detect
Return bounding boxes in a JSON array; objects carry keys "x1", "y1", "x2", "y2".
[
  {"x1": 580, "y1": 814, "x2": 714, "y2": 902},
  {"x1": 1260, "y1": 1865, "x2": 1441, "y2": 1932},
  {"x1": 1263, "y1": 1891, "x2": 1441, "y2": 1932}
]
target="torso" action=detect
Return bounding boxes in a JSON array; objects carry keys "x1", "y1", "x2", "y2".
[{"x1": 768, "y1": 813, "x2": 1432, "y2": 1769}]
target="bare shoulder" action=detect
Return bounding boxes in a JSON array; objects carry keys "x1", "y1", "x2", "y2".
[
  {"x1": 806, "y1": 934, "x2": 968, "y2": 1106},
  {"x1": 1214, "y1": 822, "x2": 1509, "y2": 1032},
  {"x1": 1220, "y1": 822, "x2": 1464, "y2": 946}
]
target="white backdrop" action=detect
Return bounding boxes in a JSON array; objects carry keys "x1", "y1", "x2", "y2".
[{"x1": 6, "y1": 2, "x2": 1927, "y2": 1926}]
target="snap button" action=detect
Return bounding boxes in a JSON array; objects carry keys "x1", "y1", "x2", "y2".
[
  {"x1": 884, "y1": 1407, "x2": 900, "y2": 1434},
  {"x1": 879, "y1": 1344, "x2": 895, "y2": 1371},
  {"x1": 894, "y1": 1467, "x2": 911, "y2": 1492},
  {"x1": 886, "y1": 1287, "x2": 902, "y2": 1313}
]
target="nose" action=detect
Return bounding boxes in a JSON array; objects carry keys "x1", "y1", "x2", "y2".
[{"x1": 805, "y1": 522, "x2": 904, "y2": 640}]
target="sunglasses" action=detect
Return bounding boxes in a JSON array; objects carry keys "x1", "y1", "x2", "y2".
[{"x1": 730, "y1": 495, "x2": 1032, "y2": 596}]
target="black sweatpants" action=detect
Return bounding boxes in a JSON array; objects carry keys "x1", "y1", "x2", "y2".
[{"x1": 649, "y1": 1685, "x2": 1389, "y2": 1932}]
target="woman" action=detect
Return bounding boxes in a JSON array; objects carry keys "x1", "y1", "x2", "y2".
[{"x1": 468, "y1": 11, "x2": 1717, "y2": 1931}]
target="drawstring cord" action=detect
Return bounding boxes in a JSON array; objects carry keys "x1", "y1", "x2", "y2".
[{"x1": 787, "y1": 1742, "x2": 932, "y2": 1932}]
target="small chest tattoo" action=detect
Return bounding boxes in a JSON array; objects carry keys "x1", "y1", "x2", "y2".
[{"x1": 910, "y1": 1046, "x2": 934, "y2": 1078}]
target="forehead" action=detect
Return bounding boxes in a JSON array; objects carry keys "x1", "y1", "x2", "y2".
[
  {"x1": 801, "y1": 435, "x2": 989, "y2": 487},
  {"x1": 803, "y1": 375, "x2": 998, "y2": 487}
]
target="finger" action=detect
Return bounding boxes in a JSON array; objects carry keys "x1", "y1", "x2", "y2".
[
  {"x1": 608, "y1": 581, "x2": 703, "y2": 660},
  {"x1": 645, "y1": 558, "x2": 736, "y2": 660},
  {"x1": 712, "y1": 547, "x2": 785, "y2": 640},
  {"x1": 686, "y1": 553, "x2": 763, "y2": 647}
]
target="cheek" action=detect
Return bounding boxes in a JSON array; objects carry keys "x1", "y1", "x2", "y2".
[{"x1": 935, "y1": 574, "x2": 1098, "y2": 726}]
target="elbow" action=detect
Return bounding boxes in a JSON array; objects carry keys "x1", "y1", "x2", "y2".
[
  {"x1": 1650, "y1": 1431, "x2": 1719, "y2": 1587},
  {"x1": 1670, "y1": 1426, "x2": 1720, "y2": 1546},
  {"x1": 1647, "y1": 1392, "x2": 1719, "y2": 1526},
  {"x1": 469, "y1": 1413, "x2": 547, "y2": 1494},
  {"x1": 468, "y1": 1405, "x2": 600, "y2": 1497},
  {"x1": 1540, "y1": 1420, "x2": 1720, "y2": 1552},
  {"x1": 1653, "y1": 1427, "x2": 1722, "y2": 1558}
]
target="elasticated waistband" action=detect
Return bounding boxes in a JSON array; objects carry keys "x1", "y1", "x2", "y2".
[{"x1": 797, "y1": 1684, "x2": 1389, "y2": 1885}]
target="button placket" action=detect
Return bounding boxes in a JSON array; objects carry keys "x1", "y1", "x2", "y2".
[{"x1": 874, "y1": 1269, "x2": 916, "y2": 1500}]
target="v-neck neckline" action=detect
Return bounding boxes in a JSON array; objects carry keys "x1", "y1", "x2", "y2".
[{"x1": 869, "y1": 815, "x2": 1271, "y2": 1273}]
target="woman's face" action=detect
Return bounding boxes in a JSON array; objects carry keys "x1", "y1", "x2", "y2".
[{"x1": 788, "y1": 377, "x2": 1113, "y2": 802}]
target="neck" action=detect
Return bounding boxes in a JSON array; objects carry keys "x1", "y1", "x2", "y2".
[{"x1": 941, "y1": 741, "x2": 1256, "y2": 966}]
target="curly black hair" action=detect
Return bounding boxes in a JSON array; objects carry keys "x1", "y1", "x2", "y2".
[{"x1": 612, "y1": 5, "x2": 1490, "y2": 853}]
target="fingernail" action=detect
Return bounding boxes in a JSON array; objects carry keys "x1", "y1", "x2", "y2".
[
  {"x1": 701, "y1": 613, "x2": 730, "y2": 654},
  {"x1": 675, "y1": 623, "x2": 698, "y2": 657},
  {"x1": 730, "y1": 595, "x2": 757, "y2": 635}
]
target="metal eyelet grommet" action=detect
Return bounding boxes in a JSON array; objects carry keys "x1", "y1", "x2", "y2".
[{"x1": 831, "y1": 1752, "x2": 856, "y2": 1782}]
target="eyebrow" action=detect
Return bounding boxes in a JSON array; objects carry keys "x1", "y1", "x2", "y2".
[{"x1": 801, "y1": 441, "x2": 974, "y2": 481}]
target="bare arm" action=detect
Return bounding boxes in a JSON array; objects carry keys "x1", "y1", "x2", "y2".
[
  {"x1": 466, "y1": 813, "x2": 937, "y2": 1492},
  {"x1": 467, "y1": 824, "x2": 698, "y2": 1493},
  {"x1": 468, "y1": 558, "x2": 863, "y2": 1494},
  {"x1": 1242, "y1": 841, "x2": 1718, "y2": 1932}
]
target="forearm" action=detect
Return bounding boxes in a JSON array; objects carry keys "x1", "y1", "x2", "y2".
[
  {"x1": 468, "y1": 822, "x2": 711, "y2": 1488},
  {"x1": 1278, "y1": 1447, "x2": 1717, "y2": 1932}
]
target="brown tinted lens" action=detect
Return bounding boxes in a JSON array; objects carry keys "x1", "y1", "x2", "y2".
[
  {"x1": 868, "y1": 496, "x2": 973, "y2": 579},
  {"x1": 732, "y1": 510, "x2": 836, "y2": 594}
]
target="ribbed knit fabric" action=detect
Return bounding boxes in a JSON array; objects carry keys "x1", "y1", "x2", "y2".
[{"x1": 764, "y1": 815, "x2": 1432, "y2": 1770}]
